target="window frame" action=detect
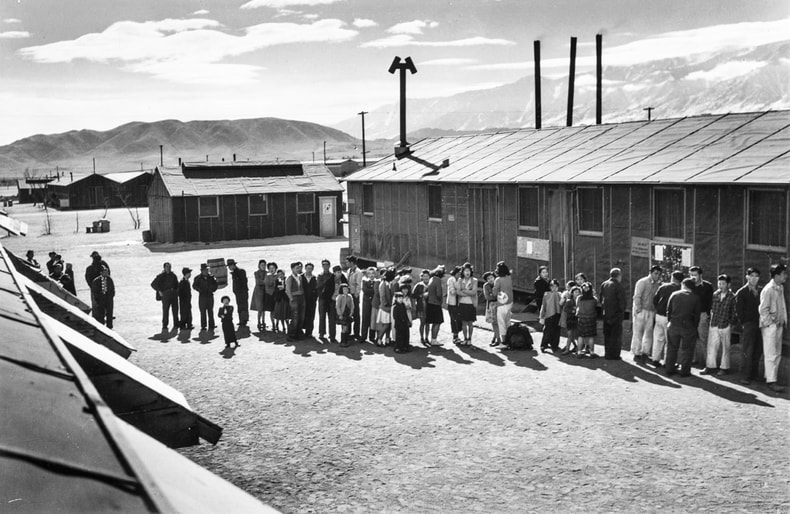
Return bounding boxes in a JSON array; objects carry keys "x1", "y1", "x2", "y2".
[
  {"x1": 248, "y1": 194, "x2": 268, "y2": 216},
  {"x1": 362, "y1": 183, "x2": 374, "y2": 216},
  {"x1": 427, "y1": 184, "x2": 442, "y2": 222},
  {"x1": 518, "y1": 186, "x2": 539, "y2": 230},
  {"x1": 652, "y1": 187, "x2": 686, "y2": 243},
  {"x1": 296, "y1": 192, "x2": 315, "y2": 214},
  {"x1": 198, "y1": 196, "x2": 219, "y2": 218},
  {"x1": 576, "y1": 186, "x2": 604, "y2": 236},
  {"x1": 746, "y1": 187, "x2": 788, "y2": 251}
]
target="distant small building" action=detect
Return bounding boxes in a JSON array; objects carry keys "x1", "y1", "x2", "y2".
[
  {"x1": 147, "y1": 160, "x2": 344, "y2": 243},
  {"x1": 323, "y1": 158, "x2": 365, "y2": 178},
  {"x1": 46, "y1": 170, "x2": 153, "y2": 210},
  {"x1": 16, "y1": 178, "x2": 50, "y2": 204}
]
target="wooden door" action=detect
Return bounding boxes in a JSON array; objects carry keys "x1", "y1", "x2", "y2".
[
  {"x1": 469, "y1": 186, "x2": 499, "y2": 273},
  {"x1": 319, "y1": 196, "x2": 337, "y2": 237},
  {"x1": 548, "y1": 189, "x2": 573, "y2": 284}
]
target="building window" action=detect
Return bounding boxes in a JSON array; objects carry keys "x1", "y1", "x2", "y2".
[
  {"x1": 249, "y1": 194, "x2": 268, "y2": 216},
  {"x1": 748, "y1": 189, "x2": 787, "y2": 249},
  {"x1": 577, "y1": 187, "x2": 603, "y2": 234},
  {"x1": 428, "y1": 184, "x2": 442, "y2": 221},
  {"x1": 362, "y1": 184, "x2": 374, "y2": 215},
  {"x1": 297, "y1": 193, "x2": 314, "y2": 214},
  {"x1": 653, "y1": 188, "x2": 684, "y2": 240},
  {"x1": 518, "y1": 186, "x2": 539, "y2": 229},
  {"x1": 199, "y1": 196, "x2": 219, "y2": 218}
]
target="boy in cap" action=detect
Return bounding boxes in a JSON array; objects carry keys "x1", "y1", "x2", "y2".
[{"x1": 178, "y1": 267, "x2": 194, "y2": 329}]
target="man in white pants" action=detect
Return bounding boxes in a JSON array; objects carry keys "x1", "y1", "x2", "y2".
[
  {"x1": 651, "y1": 271, "x2": 683, "y2": 366},
  {"x1": 631, "y1": 265, "x2": 662, "y2": 364},
  {"x1": 759, "y1": 264, "x2": 787, "y2": 393},
  {"x1": 702, "y1": 274, "x2": 737, "y2": 376}
]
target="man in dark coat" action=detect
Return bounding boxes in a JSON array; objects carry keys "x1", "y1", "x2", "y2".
[
  {"x1": 151, "y1": 262, "x2": 180, "y2": 330},
  {"x1": 192, "y1": 263, "x2": 218, "y2": 331},
  {"x1": 90, "y1": 266, "x2": 115, "y2": 328},
  {"x1": 178, "y1": 267, "x2": 194, "y2": 330},
  {"x1": 316, "y1": 259, "x2": 333, "y2": 339},
  {"x1": 227, "y1": 259, "x2": 249, "y2": 327},
  {"x1": 735, "y1": 267, "x2": 762, "y2": 385},
  {"x1": 599, "y1": 267, "x2": 627, "y2": 360},
  {"x1": 666, "y1": 278, "x2": 702, "y2": 377},
  {"x1": 85, "y1": 251, "x2": 110, "y2": 314},
  {"x1": 533, "y1": 266, "x2": 550, "y2": 311},
  {"x1": 302, "y1": 262, "x2": 318, "y2": 338},
  {"x1": 285, "y1": 261, "x2": 305, "y2": 340},
  {"x1": 319, "y1": 265, "x2": 347, "y2": 342}
]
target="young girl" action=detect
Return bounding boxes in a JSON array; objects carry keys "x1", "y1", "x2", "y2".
[
  {"x1": 272, "y1": 268, "x2": 290, "y2": 334},
  {"x1": 411, "y1": 270, "x2": 430, "y2": 346},
  {"x1": 561, "y1": 286, "x2": 581, "y2": 355},
  {"x1": 393, "y1": 290, "x2": 412, "y2": 353},
  {"x1": 482, "y1": 271, "x2": 500, "y2": 346},
  {"x1": 456, "y1": 263, "x2": 478, "y2": 345},
  {"x1": 251, "y1": 259, "x2": 267, "y2": 331},
  {"x1": 218, "y1": 295, "x2": 238, "y2": 348},
  {"x1": 576, "y1": 282, "x2": 598, "y2": 358},
  {"x1": 376, "y1": 268, "x2": 396, "y2": 346},
  {"x1": 539, "y1": 279, "x2": 562, "y2": 353},
  {"x1": 336, "y1": 283, "x2": 354, "y2": 346},
  {"x1": 263, "y1": 262, "x2": 278, "y2": 331}
]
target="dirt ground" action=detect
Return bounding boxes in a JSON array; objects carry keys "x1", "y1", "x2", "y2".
[{"x1": 4, "y1": 204, "x2": 789, "y2": 513}]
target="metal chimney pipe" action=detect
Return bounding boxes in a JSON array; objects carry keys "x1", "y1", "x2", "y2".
[
  {"x1": 233, "y1": 153, "x2": 236, "y2": 162},
  {"x1": 159, "y1": 145, "x2": 163, "y2": 167},
  {"x1": 533, "y1": 40, "x2": 542, "y2": 130},
  {"x1": 596, "y1": 34, "x2": 602, "y2": 125},
  {"x1": 567, "y1": 36, "x2": 577, "y2": 127}
]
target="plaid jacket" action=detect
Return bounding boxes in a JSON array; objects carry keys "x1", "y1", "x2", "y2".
[{"x1": 709, "y1": 289, "x2": 736, "y2": 328}]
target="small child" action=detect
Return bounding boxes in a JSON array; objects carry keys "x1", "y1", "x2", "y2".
[
  {"x1": 393, "y1": 291, "x2": 412, "y2": 353},
  {"x1": 539, "y1": 279, "x2": 562, "y2": 352},
  {"x1": 336, "y1": 283, "x2": 354, "y2": 346},
  {"x1": 218, "y1": 295, "x2": 238, "y2": 348},
  {"x1": 273, "y1": 269, "x2": 290, "y2": 333},
  {"x1": 576, "y1": 282, "x2": 598, "y2": 358},
  {"x1": 561, "y1": 286, "x2": 581, "y2": 355}
]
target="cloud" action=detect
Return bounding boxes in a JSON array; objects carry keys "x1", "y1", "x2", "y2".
[
  {"x1": 0, "y1": 31, "x2": 30, "y2": 39},
  {"x1": 362, "y1": 34, "x2": 514, "y2": 49},
  {"x1": 387, "y1": 20, "x2": 438, "y2": 35},
  {"x1": 192, "y1": 9, "x2": 210, "y2": 15},
  {"x1": 352, "y1": 18, "x2": 377, "y2": 28},
  {"x1": 3, "y1": 18, "x2": 21, "y2": 24},
  {"x1": 685, "y1": 60, "x2": 767, "y2": 81},
  {"x1": 470, "y1": 17, "x2": 790, "y2": 71},
  {"x1": 421, "y1": 58, "x2": 478, "y2": 66},
  {"x1": 19, "y1": 18, "x2": 358, "y2": 83},
  {"x1": 241, "y1": 0, "x2": 344, "y2": 8}
]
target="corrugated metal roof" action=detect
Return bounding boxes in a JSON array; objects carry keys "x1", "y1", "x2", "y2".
[
  {"x1": 103, "y1": 170, "x2": 152, "y2": 184},
  {"x1": 345, "y1": 111, "x2": 790, "y2": 185},
  {"x1": 156, "y1": 162, "x2": 344, "y2": 197}
]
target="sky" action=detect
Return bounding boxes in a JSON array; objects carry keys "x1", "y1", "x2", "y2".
[{"x1": 0, "y1": 0, "x2": 788, "y2": 145}]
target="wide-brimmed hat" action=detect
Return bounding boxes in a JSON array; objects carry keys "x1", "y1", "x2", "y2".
[{"x1": 226, "y1": 259, "x2": 236, "y2": 266}]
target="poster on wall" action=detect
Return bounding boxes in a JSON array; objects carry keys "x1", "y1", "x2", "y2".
[
  {"x1": 651, "y1": 242, "x2": 693, "y2": 281},
  {"x1": 517, "y1": 236, "x2": 550, "y2": 261}
]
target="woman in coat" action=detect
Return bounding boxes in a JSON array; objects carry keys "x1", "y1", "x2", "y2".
[
  {"x1": 456, "y1": 263, "x2": 479, "y2": 345},
  {"x1": 425, "y1": 266, "x2": 446, "y2": 347},
  {"x1": 250, "y1": 259, "x2": 267, "y2": 331}
]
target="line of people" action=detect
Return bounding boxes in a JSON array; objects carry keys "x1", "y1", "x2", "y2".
[{"x1": 532, "y1": 263, "x2": 788, "y2": 392}]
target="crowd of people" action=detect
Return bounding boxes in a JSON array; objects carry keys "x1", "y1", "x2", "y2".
[
  {"x1": 532, "y1": 263, "x2": 788, "y2": 393},
  {"x1": 22, "y1": 247, "x2": 789, "y2": 391}
]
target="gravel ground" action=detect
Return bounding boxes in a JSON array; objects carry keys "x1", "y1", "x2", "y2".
[{"x1": 4, "y1": 205, "x2": 789, "y2": 513}]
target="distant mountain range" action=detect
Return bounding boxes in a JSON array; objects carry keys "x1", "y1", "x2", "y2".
[
  {"x1": 3, "y1": 41, "x2": 787, "y2": 179},
  {"x1": 0, "y1": 118, "x2": 393, "y2": 178},
  {"x1": 333, "y1": 41, "x2": 790, "y2": 138}
]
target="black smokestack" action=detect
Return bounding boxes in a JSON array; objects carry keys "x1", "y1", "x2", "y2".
[
  {"x1": 566, "y1": 36, "x2": 577, "y2": 127},
  {"x1": 596, "y1": 33, "x2": 602, "y2": 125},
  {"x1": 533, "y1": 40, "x2": 542, "y2": 130}
]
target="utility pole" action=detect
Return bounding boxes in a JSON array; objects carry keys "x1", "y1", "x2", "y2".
[
  {"x1": 323, "y1": 141, "x2": 327, "y2": 165},
  {"x1": 357, "y1": 110, "x2": 368, "y2": 167},
  {"x1": 566, "y1": 36, "x2": 577, "y2": 127},
  {"x1": 643, "y1": 107, "x2": 655, "y2": 122}
]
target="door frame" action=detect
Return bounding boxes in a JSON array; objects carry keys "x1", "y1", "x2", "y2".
[{"x1": 318, "y1": 195, "x2": 337, "y2": 238}]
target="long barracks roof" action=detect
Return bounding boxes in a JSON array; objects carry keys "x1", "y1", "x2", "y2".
[
  {"x1": 156, "y1": 161, "x2": 344, "y2": 197},
  {"x1": 345, "y1": 110, "x2": 790, "y2": 185}
]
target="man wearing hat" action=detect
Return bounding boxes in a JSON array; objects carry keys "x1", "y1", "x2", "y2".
[
  {"x1": 227, "y1": 259, "x2": 249, "y2": 328},
  {"x1": 85, "y1": 251, "x2": 110, "y2": 315},
  {"x1": 192, "y1": 263, "x2": 218, "y2": 331},
  {"x1": 631, "y1": 265, "x2": 663, "y2": 364},
  {"x1": 91, "y1": 265, "x2": 115, "y2": 328},
  {"x1": 178, "y1": 267, "x2": 194, "y2": 330},
  {"x1": 346, "y1": 255, "x2": 364, "y2": 339},
  {"x1": 151, "y1": 262, "x2": 180, "y2": 330}
]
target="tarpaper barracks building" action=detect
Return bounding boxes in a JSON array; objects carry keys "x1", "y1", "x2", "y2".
[
  {"x1": 345, "y1": 109, "x2": 789, "y2": 312},
  {"x1": 148, "y1": 160, "x2": 344, "y2": 243}
]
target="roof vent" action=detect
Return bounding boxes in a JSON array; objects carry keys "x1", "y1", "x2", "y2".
[{"x1": 442, "y1": 158, "x2": 450, "y2": 168}]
